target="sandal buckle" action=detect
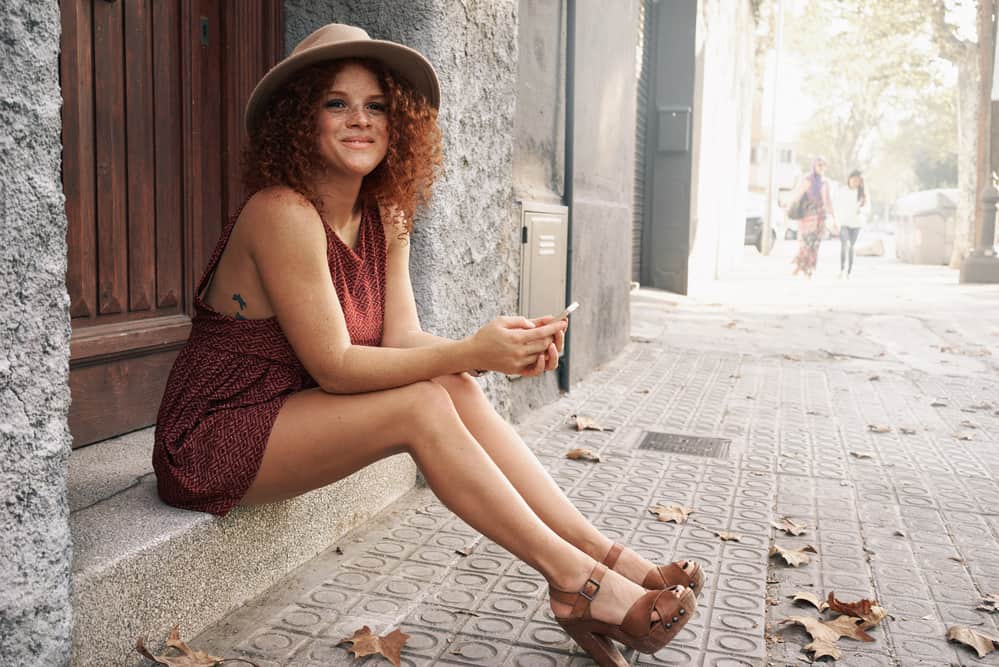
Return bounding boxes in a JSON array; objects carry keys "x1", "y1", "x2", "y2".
[{"x1": 580, "y1": 577, "x2": 601, "y2": 601}]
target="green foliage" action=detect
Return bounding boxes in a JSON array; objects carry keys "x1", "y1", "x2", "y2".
[{"x1": 782, "y1": 0, "x2": 967, "y2": 197}]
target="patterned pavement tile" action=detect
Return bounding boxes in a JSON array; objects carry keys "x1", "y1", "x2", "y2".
[{"x1": 192, "y1": 270, "x2": 999, "y2": 666}]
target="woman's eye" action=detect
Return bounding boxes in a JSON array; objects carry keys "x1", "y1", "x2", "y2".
[
  {"x1": 325, "y1": 99, "x2": 347, "y2": 110},
  {"x1": 367, "y1": 102, "x2": 387, "y2": 114}
]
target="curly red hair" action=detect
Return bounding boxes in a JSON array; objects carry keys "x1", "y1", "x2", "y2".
[{"x1": 242, "y1": 58, "x2": 442, "y2": 233}]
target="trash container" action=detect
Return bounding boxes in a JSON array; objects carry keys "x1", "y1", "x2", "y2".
[{"x1": 891, "y1": 188, "x2": 958, "y2": 265}]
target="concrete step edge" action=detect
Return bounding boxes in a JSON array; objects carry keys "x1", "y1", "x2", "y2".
[{"x1": 70, "y1": 451, "x2": 416, "y2": 667}]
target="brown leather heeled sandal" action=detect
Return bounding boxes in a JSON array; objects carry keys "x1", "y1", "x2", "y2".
[
  {"x1": 602, "y1": 543, "x2": 705, "y2": 596},
  {"x1": 549, "y1": 562, "x2": 697, "y2": 667}
]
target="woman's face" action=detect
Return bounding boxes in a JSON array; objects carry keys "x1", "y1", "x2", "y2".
[
  {"x1": 314, "y1": 63, "x2": 389, "y2": 179},
  {"x1": 814, "y1": 161, "x2": 827, "y2": 175},
  {"x1": 848, "y1": 175, "x2": 860, "y2": 189}
]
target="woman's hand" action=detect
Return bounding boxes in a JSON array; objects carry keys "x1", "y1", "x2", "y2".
[
  {"x1": 524, "y1": 315, "x2": 567, "y2": 375},
  {"x1": 466, "y1": 316, "x2": 567, "y2": 376}
]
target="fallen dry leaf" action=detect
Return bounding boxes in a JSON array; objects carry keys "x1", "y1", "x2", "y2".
[
  {"x1": 868, "y1": 374, "x2": 880, "y2": 381},
  {"x1": 866, "y1": 424, "x2": 891, "y2": 434},
  {"x1": 455, "y1": 546, "x2": 474, "y2": 557},
  {"x1": 565, "y1": 447, "x2": 601, "y2": 462},
  {"x1": 135, "y1": 626, "x2": 226, "y2": 667},
  {"x1": 978, "y1": 593, "x2": 999, "y2": 613},
  {"x1": 571, "y1": 415, "x2": 612, "y2": 432},
  {"x1": 947, "y1": 625, "x2": 999, "y2": 658},
  {"x1": 781, "y1": 614, "x2": 876, "y2": 660},
  {"x1": 773, "y1": 516, "x2": 808, "y2": 536},
  {"x1": 850, "y1": 451, "x2": 875, "y2": 459},
  {"x1": 960, "y1": 419, "x2": 979, "y2": 429},
  {"x1": 770, "y1": 544, "x2": 818, "y2": 567},
  {"x1": 969, "y1": 401, "x2": 995, "y2": 410},
  {"x1": 648, "y1": 503, "x2": 694, "y2": 524},
  {"x1": 954, "y1": 432, "x2": 975, "y2": 441},
  {"x1": 790, "y1": 592, "x2": 828, "y2": 612},
  {"x1": 894, "y1": 530, "x2": 906, "y2": 537},
  {"x1": 783, "y1": 353, "x2": 801, "y2": 361},
  {"x1": 716, "y1": 531, "x2": 742, "y2": 542},
  {"x1": 931, "y1": 400, "x2": 948, "y2": 407},
  {"x1": 724, "y1": 320, "x2": 738, "y2": 328},
  {"x1": 826, "y1": 593, "x2": 887, "y2": 629},
  {"x1": 339, "y1": 626, "x2": 410, "y2": 667},
  {"x1": 899, "y1": 427, "x2": 917, "y2": 435}
]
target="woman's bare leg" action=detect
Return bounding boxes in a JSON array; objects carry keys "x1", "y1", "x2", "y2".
[
  {"x1": 242, "y1": 381, "x2": 657, "y2": 623},
  {"x1": 431, "y1": 373, "x2": 661, "y2": 584}
]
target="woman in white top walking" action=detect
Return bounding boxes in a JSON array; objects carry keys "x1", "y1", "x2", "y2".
[{"x1": 835, "y1": 169, "x2": 869, "y2": 277}]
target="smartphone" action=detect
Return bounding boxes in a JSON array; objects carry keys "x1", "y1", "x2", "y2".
[{"x1": 553, "y1": 301, "x2": 580, "y2": 321}]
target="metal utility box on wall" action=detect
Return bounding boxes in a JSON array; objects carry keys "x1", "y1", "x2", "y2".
[
  {"x1": 519, "y1": 202, "x2": 569, "y2": 319},
  {"x1": 658, "y1": 106, "x2": 691, "y2": 153}
]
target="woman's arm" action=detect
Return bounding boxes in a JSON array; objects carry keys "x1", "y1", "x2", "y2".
[
  {"x1": 248, "y1": 194, "x2": 563, "y2": 394},
  {"x1": 380, "y1": 214, "x2": 563, "y2": 373}
]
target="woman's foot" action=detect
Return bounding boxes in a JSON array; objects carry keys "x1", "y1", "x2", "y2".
[
  {"x1": 549, "y1": 562, "x2": 697, "y2": 664},
  {"x1": 549, "y1": 564, "x2": 656, "y2": 626},
  {"x1": 600, "y1": 543, "x2": 704, "y2": 595}
]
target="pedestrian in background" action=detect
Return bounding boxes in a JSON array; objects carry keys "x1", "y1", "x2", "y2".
[
  {"x1": 787, "y1": 156, "x2": 835, "y2": 277},
  {"x1": 834, "y1": 169, "x2": 868, "y2": 278}
]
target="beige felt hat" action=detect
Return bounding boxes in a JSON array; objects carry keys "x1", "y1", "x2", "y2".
[{"x1": 244, "y1": 23, "x2": 441, "y2": 137}]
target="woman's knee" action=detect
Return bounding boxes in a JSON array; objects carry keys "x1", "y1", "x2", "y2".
[
  {"x1": 433, "y1": 372, "x2": 486, "y2": 405},
  {"x1": 398, "y1": 380, "x2": 460, "y2": 438}
]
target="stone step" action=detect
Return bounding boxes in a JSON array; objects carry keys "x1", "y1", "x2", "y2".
[{"x1": 68, "y1": 428, "x2": 416, "y2": 667}]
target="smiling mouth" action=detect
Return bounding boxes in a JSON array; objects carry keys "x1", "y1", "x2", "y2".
[{"x1": 342, "y1": 138, "x2": 374, "y2": 147}]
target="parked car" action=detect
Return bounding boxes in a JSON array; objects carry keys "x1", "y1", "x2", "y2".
[{"x1": 744, "y1": 192, "x2": 783, "y2": 252}]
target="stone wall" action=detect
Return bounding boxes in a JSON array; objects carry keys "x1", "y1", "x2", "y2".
[
  {"x1": 0, "y1": 1, "x2": 74, "y2": 665},
  {"x1": 284, "y1": 0, "x2": 534, "y2": 415}
]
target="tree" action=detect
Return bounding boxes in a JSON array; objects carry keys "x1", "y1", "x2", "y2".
[
  {"x1": 927, "y1": 0, "x2": 981, "y2": 265},
  {"x1": 780, "y1": 0, "x2": 979, "y2": 259}
]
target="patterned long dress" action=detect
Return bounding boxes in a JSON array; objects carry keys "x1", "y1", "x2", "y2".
[{"x1": 793, "y1": 180, "x2": 827, "y2": 276}]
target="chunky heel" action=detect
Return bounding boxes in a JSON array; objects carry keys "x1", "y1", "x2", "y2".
[
  {"x1": 561, "y1": 626, "x2": 628, "y2": 667},
  {"x1": 549, "y1": 562, "x2": 697, "y2": 663}
]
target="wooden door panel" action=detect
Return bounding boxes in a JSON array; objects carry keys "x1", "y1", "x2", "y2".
[
  {"x1": 153, "y1": 0, "x2": 184, "y2": 310},
  {"x1": 61, "y1": 0, "x2": 96, "y2": 320},
  {"x1": 62, "y1": 0, "x2": 284, "y2": 447},
  {"x1": 124, "y1": 0, "x2": 156, "y2": 313},
  {"x1": 92, "y1": 0, "x2": 128, "y2": 316}
]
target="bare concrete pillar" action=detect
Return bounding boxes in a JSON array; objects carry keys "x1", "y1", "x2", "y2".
[{"x1": 959, "y1": 185, "x2": 999, "y2": 283}]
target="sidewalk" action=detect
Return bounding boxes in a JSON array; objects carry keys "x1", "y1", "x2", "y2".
[{"x1": 186, "y1": 241, "x2": 999, "y2": 666}]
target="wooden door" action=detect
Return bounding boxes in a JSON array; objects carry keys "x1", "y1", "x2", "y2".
[{"x1": 60, "y1": 0, "x2": 283, "y2": 447}]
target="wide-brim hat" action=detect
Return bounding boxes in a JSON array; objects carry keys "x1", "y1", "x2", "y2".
[{"x1": 244, "y1": 23, "x2": 441, "y2": 137}]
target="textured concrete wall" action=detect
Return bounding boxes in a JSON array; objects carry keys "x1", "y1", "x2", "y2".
[
  {"x1": 688, "y1": 0, "x2": 756, "y2": 293},
  {"x1": 285, "y1": 0, "x2": 535, "y2": 416},
  {"x1": 566, "y1": 0, "x2": 639, "y2": 384},
  {"x1": 509, "y1": 0, "x2": 566, "y2": 413},
  {"x1": 513, "y1": 0, "x2": 565, "y2": 205},
  {"x1": 0, "y1": 1, "x2": 74, "y2": 665}
]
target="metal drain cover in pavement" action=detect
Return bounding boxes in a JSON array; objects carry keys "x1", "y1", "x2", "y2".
[{"x1": 638, "y1": 431, "x2": 731, "y2": 458}]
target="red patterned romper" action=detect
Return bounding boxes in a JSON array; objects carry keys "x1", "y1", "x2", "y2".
[{"x1": 153, "y1": 204, "x2": 386, "y2": 515}]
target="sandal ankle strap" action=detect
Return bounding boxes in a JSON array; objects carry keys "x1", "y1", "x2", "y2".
[
  {"x1": 549, "y1": 562, "x2": 609, "y2": 620},
  {"x1": 601, "y1": 543, "x2": 625, "y2": 569}
]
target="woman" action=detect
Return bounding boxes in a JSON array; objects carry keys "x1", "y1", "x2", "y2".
[
  {"x1": 834, "y1": 169, "x2": 868, "y2": 278},
  {"x1": 152, "y1": 24, "x2": 700, "y2": 666},
  {"x1": 788, "y1": 156, "x2": 835, "y2": 277}
]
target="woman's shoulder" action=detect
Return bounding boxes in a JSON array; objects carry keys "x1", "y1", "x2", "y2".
[
  {"x1": 238, "y1": 187, "x2": 328, "y2": 251},
  {"x1": 241, "y1": 187, "x2": 324, "y2": 231}
]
